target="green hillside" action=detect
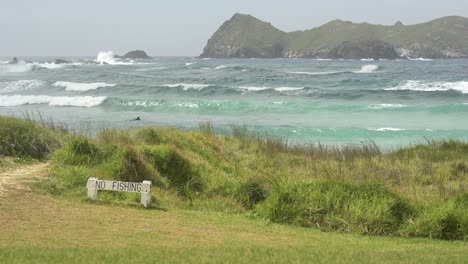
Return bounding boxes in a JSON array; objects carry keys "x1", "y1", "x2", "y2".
[{"x1": 201, "y1": 14, "x2": 468, "y2": 59}]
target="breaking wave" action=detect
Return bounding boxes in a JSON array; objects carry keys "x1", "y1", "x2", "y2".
[
  {"x1": 96, "y1": 51, "x2": 133, "y2": 65},
  {"x1": 385, "y1": 80, "x2": 468, "y2": 93},
  {"x1": 53, "y1": 81, "x2": 116, "y2": 91},
  {"x1": 0, "y1": 95, "x2": 107, "y2": 107},
  {"x1": 238, "y1": 86, "x2": 304, "y2": 92},
  {"x1": 354, "y1": 65, "x2": 380, "y2": 73},
  {"x1": 0, "y1": 80, "x2": 45, "y2": 93},
  {"x1": 368, "y1": 104, "x2": 407, "y2": 110},
  {"x1": 368, "y1": 127, "x2": 406, "y2": 132},
  {"x1": 162, "y1": 83, "x2": 211, "y2": 90}
]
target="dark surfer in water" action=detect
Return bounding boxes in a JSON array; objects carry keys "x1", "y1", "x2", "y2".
[{"x1": 131, "y1": 116, "x2": 141, "y2": 121}]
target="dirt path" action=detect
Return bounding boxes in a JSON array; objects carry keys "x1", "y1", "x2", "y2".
[{"x1": 0, "y1": 163, "x2": 48, "y2": 197}]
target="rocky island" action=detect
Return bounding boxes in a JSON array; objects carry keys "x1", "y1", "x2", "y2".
[
  {"x1": 201, "y1": 13, "x2": 468, "y2": 59},
  {"x1": 115, "y1": 50, "x2": 151, "y2": 60}
]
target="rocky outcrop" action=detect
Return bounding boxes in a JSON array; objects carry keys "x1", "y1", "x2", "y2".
[
  {"x1": 7, "y1": 57, "x2": 18, "y2": 64},
  {"x1": 116, "y1": 50, "x2": 151, "y2": 59},
  {"x1": 200, "y1": 13, "x2": 287, "y2": 58},
  {"x1": 54, "y1": 59, "x2": 70, "y2": 64},
  {"x1": 201, "y1": 14, "x2": 468, "y2": 59},
  {"x1": 327, "y1": 40, "x2": 400, "y2": 60}
]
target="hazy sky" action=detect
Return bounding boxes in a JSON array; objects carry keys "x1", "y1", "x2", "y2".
[{"x1": 1, "y1": 0, "x2": 468, "y2": 56}]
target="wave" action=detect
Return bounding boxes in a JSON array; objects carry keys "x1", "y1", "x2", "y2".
[
  {"x1": 0, "y1": 62, "x2": 36, "y2": 73},
  {"x1": 385, "y1": 80, "x2": 468, "y2": 93},
  {"x1": 288, "y1": 71, "x2": 344, "y2": 76},
  {"x1": 0, "y1": 95, "x2": 107, "y2": 107},
  {"x1": 407, "y1": 57, "x2": 434, "y2": 61},
  {"x1": 215, "y1": 65, "x2": 228, "y2": 70},
  {"x1": 135, "y1": 66, "x2": 168, "y2": 72},
  {"x1": 238, "y1": 86, "x2": 304, "y2": 92},
  {"x1": 96, "y1": 51, "x2": 133, "y2": 65},
  {"x1": 354, "y1": 65, "x2": 379, "y2": 73},
  {"x1": 368, "y1": 127, "x2": 406, "y2": 132},
  {"x1": 162, "y1": 83, "x2": 211, "y2": 90},
  {"x1": 360, "y1": 58, "x2": 374, "y2": 61},
  {"x1": 0, "y1": 80, "x2": 45, "y2": 93},
  {"x1": 185, "y1": 62, "x2": 194, "y2": 66},
  {"x1": 53, "y1": 81, "x2": 116, "y2": 91},
  {"x1": 368, "y1": 104, "x2": 407, "y2": 110},
  {"x1": 33, "y1": 63, "x2": 65, "y2": 69},
  {"x1": 289, "y1": 65, "x2": 379, "y2": 76}
]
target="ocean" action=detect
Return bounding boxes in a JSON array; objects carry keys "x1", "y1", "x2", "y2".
[{"x1": 1, "y1": 52, "x2": 467, "y2": 148}]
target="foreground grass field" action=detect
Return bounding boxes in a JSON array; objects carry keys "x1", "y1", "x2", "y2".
[{"x1": 0, "y1": 172, "x2": 467, "y2": 263}]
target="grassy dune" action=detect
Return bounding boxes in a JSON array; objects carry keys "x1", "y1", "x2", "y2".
[{"x1": 0, "y1": 115, "x2": 467, "y2": 262}]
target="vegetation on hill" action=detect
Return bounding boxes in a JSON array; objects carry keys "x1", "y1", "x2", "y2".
[{"x1": 201, "y1": 14, "x2": 468, "y2": 58}]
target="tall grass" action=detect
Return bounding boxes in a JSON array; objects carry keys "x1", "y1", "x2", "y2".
[
  {"x1": 0, "y1": 115, "x2": 64, "y2": 159},
  {"x1": 8, "y1": 117, "x2": 465, "y2": 240}
]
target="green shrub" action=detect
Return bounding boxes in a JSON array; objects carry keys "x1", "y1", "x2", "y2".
[
  {"x1": 0, "y1": 116, "x2": 61, "y2": 159},
  {"x1": 54, "y1": 137, "x2": 101, "y2": 166},
  {"x1": 135, "y1": 128, "x2": 161, "y2": 145},
  {"x1": 400, "y1": 201, "x2": 467, "y2": 240},
  {"x1": 256, "y1": 180, "x2": 413, "y2": 235},
  {"x1": 141, "y1": 145, "x2": 201, "y2": 193},
  {"x1": 99, "y1": 145, "x2": 160, "y2": 184},
  {"x1": 41, "y1": 165, "x2": 91, "y2": 195}
]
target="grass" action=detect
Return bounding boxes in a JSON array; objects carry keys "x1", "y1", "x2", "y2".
[
  {"x1": 1, "y1": 115, "x2": 467, "y2": 243},
  {"x1": 31, "y1": 122, "x2": 467, "y2": 241},
  {"x1": 0, "y1": 187, "x2": 467, "y2": 263},
  {"x1": 1, "y1": 116, "x2": 467, "y2": 262}
]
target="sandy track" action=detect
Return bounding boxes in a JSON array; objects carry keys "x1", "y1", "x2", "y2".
[{"x1": 0, "y1": 163, "x2": 48, "y2": 197}]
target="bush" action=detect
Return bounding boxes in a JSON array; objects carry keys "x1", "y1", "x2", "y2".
[
  {"x1": 0, "y1": 116, "x2": 61, "y2": 159},
  {"x1": 54, "y1": 137, "x2": 101, "y2": 166},
  {"x1": 141, "y1": 145, "x2": 201, "y2": 193},
  {"x1": 400, "y1": 201, "x2": 467, "y2": 240},
  {"x1": 256, "y1": 180, "x2": 414, "y2": 235}
]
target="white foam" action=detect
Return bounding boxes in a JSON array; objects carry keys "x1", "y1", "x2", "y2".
[
  {"x1": 0, "y1": 95, "x2": 107, "y2": 107},
  {"x1": 407, "y1": 57, "x2": 433, "y2": 61},
  {"x1": 96, "y1": 51, "x2": 133, "y2": 65},
  {"x1": 215, "y1": 65, "x2": 227, "y2": 70},
  {"x1": 162, "y1": 83, "x2": 211, "y2": 90},
  {"x1": 385, "y1": 80, "x2": 468, "y2": 93},
  {"x1": 175, "y1": 102, "x2": 199, "y2": 108},
  {"x1": 0, "y1": 62, "x2": 35, "y2": 73},
  {"x1": 368, "y1": 104, "x2": 407, "y2": 109},
  {"x1": 34, "y1": 63, "x2": 65, "y2": 69},
  {"x1": 360, "y1": 58, "x2": 374, "y2": 61},
  {"x1": 288, "y1": 71, "x2": 343, "y2": 75},
  {"x1": 0, "y1": 80, "x2": 44, "y2": 93},
  {"x1": 426, "y1": 129, "x2": 434, "y2": 132},
  {"x1": 354, "y1": 65, "x2": 379, "y2": 73},
  {"x1": 53, "y1": 81, "x2": 116, "y2": 91},
  {"x1": 369, "y1": 127, "x2": 406, "y2": 132},
  {"x1": 185, "y1": 63, "x2": 194, "y2": 66},
  {"x1": 239, "y1": 86, "x2": 304, "y2": 92},
  {"x1": 122, "y1": 100, "x2": 160, "y2": 107},
  {"x1": 238, "y1": 86, "x2": 270, "y2": 91},
  {"x1": 274, "y1": 87, "x2": 305, "y2": 92}
]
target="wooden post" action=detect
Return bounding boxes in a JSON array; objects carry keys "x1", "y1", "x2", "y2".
[
  {"x1": 86, "y1": 177, "x2": 98, "y2": 200},
  {"x1": 141, "y1": 180, "x2": 152, "y2": 208}
]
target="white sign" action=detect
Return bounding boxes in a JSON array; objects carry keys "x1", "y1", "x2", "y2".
[{"x1": 86, "y1": 178, "x2": 152, "y2": 207}]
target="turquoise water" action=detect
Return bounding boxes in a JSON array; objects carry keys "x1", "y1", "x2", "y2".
[{"x1": 1, "y1": 54, "x2": 467, "y2": 147}]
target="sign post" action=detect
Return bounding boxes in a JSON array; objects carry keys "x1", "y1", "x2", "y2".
[{"x1": 86, "y1": 178, "x2": 152, "y2": 207}]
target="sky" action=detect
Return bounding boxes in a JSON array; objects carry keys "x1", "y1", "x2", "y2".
[{"x1": 1, "y1": 0, "x2": 468, "y2": 56}]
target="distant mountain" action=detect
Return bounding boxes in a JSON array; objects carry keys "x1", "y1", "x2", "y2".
[{"x1": 200, "y1": 14, "x2": 468, "y2": 59}]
